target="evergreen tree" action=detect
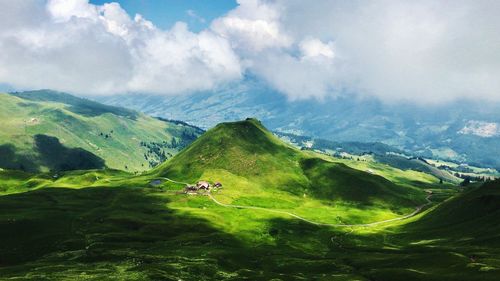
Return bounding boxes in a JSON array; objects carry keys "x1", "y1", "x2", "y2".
[{"x1": 460, "y1": 177, "x2": 471, "y2": 186}]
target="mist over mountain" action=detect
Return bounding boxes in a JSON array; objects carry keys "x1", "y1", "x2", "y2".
[{"x1": 94, "y1": 81, "x2": 500, "y2": 169}]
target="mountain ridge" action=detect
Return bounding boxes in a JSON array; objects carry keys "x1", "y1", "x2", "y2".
[
  {"x1": 0, "y1": 90, "x2": 203, "y2": 172},
  {"x1": 94, "y1": 82, "x2": 500, "y2": 170}
]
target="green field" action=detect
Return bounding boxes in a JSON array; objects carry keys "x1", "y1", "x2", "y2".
[
  {"x1": 0, "y1": 119, "x2": 498, "y2": 280},
  {"x1": 0, "y1": 91, "x2": 203, "y2": 173}
]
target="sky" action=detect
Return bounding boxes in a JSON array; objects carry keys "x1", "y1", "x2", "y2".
[
  {"x1": 89, "y1": 0, "x2": 237, "y2": 31},
  {"x1": 0, "y1": 0, "x2": 499, "y2": 104}
]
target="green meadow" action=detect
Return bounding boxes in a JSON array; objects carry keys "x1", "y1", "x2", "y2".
[
  {"x1": 0, "y1": 119, "x2": 498, "y2": 280},
  {"x1": 0, "y1": 91, "x2": 202, "y2": 173}
]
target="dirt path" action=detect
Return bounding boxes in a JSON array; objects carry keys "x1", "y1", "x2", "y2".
[
  {"x1": 156, "y1": 177, "x2": 191, "y2": 185},
  {"x1": 155, "y1": 177, "x2": 434, "y2": 228},
  {"x1": 208, "y1": 192, "x2": 434, "y2": 227}
]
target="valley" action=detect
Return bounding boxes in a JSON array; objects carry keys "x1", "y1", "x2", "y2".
[
  {"x1": 1, "y1": 118, "x2": 498, "y2": 280},
  {"x1": 1, "y1": 1, "x2": 499, "y2": 280}
]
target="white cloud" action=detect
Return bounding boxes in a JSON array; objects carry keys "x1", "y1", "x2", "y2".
[
  {"x1": 187, "y1": 9, "x2": 206, "y2": 24},
  {"x1": 211, "y1": 0, "x2": 500, "y2": 103},
  {"x1": 299, "y1": 38, "x2": 335, "y2": 60},
  {"x1": 1, "y1": 0, "x2": 500, "y2": 103},
  {"x1": 211, "y1": 0, "x2": 291, "y2": 53},
  {"x1": 0, "y1": 0, "x2": 242, "y2": 95},
  {"x1": 251, "y1": 51, "x2": 338, "y2": 100},
  {"x1": 127, "y1": 23, "x2": 242, "y2": 94},
  {"x1": 47, "y1": 0, "x2": 98, "y2": 22}
]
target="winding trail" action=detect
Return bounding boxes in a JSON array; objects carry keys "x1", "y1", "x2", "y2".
[
  {"x1": 208, "y1": 193, "x2": 433, "y2": 227},
  {"x1": 155, "y1": 177, "x2": 434, "y2": 228},
  {"x1": 156, "y1": 177, "x2": 190, "y2": 185}
]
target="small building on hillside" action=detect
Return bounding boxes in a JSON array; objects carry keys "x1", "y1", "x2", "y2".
[
  {"x1": 214, "y1": 182, "x2": 222, "y2": 188},
  {"x1": 184, "y1": 185, "x2": 198, "y2": 193},
  {"x1": 196, "y1": 181, "x2": 210, "y2": 190}
]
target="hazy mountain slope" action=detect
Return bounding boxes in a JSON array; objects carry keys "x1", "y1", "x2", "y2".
[
  {"x1": 373, "y1": 155, "x2": 459, "y2": 183},
  {"x1": 95, "y1": 81, "x2": 500, "y2": 169},
  {"x1": 0, "y1": 91, "x2": 203, "y2": 172},
  {"x1": 275, "y1": 132, "x2": 462, "y2": 183}
]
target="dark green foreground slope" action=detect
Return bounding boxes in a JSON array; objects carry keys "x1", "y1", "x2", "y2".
[
  {"x1": 0, "y1": 180, "x2": 498, "y2": 280},
  {"x1": 404, "y1": 179, "x2": 500, "y2": 245}
]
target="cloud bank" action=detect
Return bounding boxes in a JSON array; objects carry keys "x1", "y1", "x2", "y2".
[
  {"x1": 1, "y1": 0, "x2": 500, "y2": 103},
  {"x1": 0, "y1": 0, "x2": 242, "y2": 95}
]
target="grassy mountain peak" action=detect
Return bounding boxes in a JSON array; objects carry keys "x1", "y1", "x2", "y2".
[
  {"x1": 157, "y1": 117, "x2": 299, "y2": 179},
  {"x1": 157, "y1": 118, "x2": 425, "y2": 213}
]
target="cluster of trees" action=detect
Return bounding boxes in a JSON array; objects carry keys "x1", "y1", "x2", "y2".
[
  {"x1": 300, "y1": 147, "x2": 369, "y2": 162},
  {"x1": 140, "y1": 140, "x2": 173, "y2": 168},
  {"x1": 137, "y1": 128, "x2": 200, "y2": 169},
  {"x1": 178, "y1": 131, "x2": 198, "y2": 147},
  {"x1": 454, "y1": 173, "x2": 493, "y2": 186},
  {"x1": 154, "y1": 117, "x2": 204, "y2": 132},
  {"x1": 438, "y1": 164, "x2": 474, "y2": 173},
  {"x1": 98, "y1": 130, "x2": 114, "y2": 139},
  {"x1": 332, "y1": 152, "x2": 368, "y2": 161}
]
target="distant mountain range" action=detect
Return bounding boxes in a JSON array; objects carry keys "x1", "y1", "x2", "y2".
[{"x1": 94, "y1": 81, "x2": 500, "y2": 170}]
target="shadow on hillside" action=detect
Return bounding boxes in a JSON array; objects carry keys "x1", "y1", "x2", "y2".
[
  {"x1": 0, "y1": 135, "x2": 105, "y2": 173},
  {"x1": 0, "y1": 188, "x2": 240, "y2": 270},
  {"x1": 0, "y1": 187, "x2": 352, "y2": 280},
  {"x1": 399, "y1": 180, "x2": 500, "y2": 246},
  {"x1": 0, "y1": 144, "x2": 39, "y2": 172},
  {"x1": 300, "y1": 158, "x2": 419, "y2": 209},
  {"x1": 0, "y1": 186, "x2": 498, "y2": 280},
  {"x1": 34, "y1": 134, "x2": 105, "y2": 171}
]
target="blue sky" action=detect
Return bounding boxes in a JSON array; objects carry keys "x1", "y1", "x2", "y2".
[{"x1": 90, "y1": 0, "x2": 237, "y2": 31}]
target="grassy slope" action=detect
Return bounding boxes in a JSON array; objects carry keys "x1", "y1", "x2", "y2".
[
  {"x1": 0, "y1": 91, "x2": 202, "y2": 173},
  {"x1": 402, "y1": 179, "x2": 500, "y2": 245},
  {"x1": 374, "y1": 154, "x2": 460, "y2": 183},
  {"x1": 349, "y1": 180, "x2": 500, "y2": 281},
  {"x1": 301, "y1": 135, "x2": 460, "y2": 183},
  {"x1": 300, "y1": 158, "x2": 419, "y2": 209},
  {"x1": 2, "y1": 119, "x2": 497, "y2": 280},
  {"x1": 156, "y1": 118, "x2": 427, "y2": 224},
  {"x1": 0, "y1": 170, "x2": 497, "y2": 280}
]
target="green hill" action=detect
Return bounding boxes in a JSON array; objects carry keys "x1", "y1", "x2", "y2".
[
  {"x1": 157, "y1": 118, "x2": 303, "y2": 184},
  {"x1": 300, "y1": 157, "x2": 419, "y2": 208},
  {"x1": 0, "y1": 90, "x2": 203, "y2": 173},
  {"x1": 351, "y1": 180, "x2": 500, "y2": 281},
  {"x1": 157, "y1": 118, "x2": 426, "y2": 219},
  {"x1": 403, "y1": 179, "x2": 500, "y2": 244}
]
